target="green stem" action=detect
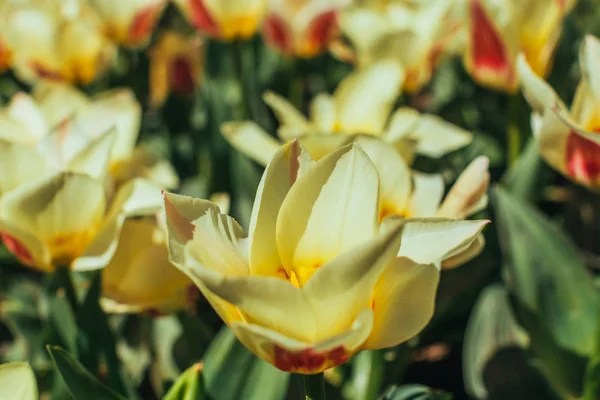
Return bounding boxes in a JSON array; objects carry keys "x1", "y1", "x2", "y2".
[
  {"x1": 303, "y1": 373, "x2": 326, "y2": 400},
  {"x1": 51, "y1": 266, "x2": 78, "y2": 311},
  {"x1": 507, "y1": 93, "x2": 522, "y2": 166}
]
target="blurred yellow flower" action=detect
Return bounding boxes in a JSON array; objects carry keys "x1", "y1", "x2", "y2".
[
  {"x1": 463, "y1": 0, "x2": 575, "y2": 92},
  {"x1": 0, "y1": 0, "x2": 116, "y2": 84},
  {"x1": 91, "y1": 0, "x2": 167, "y2": 47},
  {"x1": 338, "y1": 0, "x2": 462, "y2": 92},
  {"x1": 101, "y1": 193, "x2": 229, "y2": 314},
  {"x1": 164, "y1": 141, "x2": 488, "y2": 373},
  {"x1": 222, "y1": 61, "x2": 472, "y2": 165},
  {"x1": 173, "y1": 0, "x2": 267, "y2": 41},
  {"x1": 148, "y1": 31, "x2": 204, "y2": 108},
  {"x1": 0, "y1": 175, "x2": 163, "y2": 272},
  {"x1": 263, "y1": 0, "x2": 350, "y2": 58},
  {"x1": 0, "y1": 362, "x2": 37, "y2": 400},
  {"x1": 519, "y1": 35, "x2": 600, "y2": 190}
]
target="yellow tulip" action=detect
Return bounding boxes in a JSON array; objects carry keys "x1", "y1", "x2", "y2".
[
  {"x1": 90, "y1": 0, "x2": 167, "y2": 47},
  {"x1": 164, "y1": 141, "x2": 488, "y2": 373},
  {"x1": 0, "y1": 362, "x2": 37, "y2": 400},
  {"x1": 338, "y1": 0, "x2": 462, "y2": 92},
  {"x1": 519, "y1": 35, "x2": 600, "y2": 190},
  {"x1": 0, "y1": 175, "x2": 163, "y2": 272},
  {"x1": 0, "y1": 0, "x2": 115, "y2": 84},
  {"x1": 173, "y1": 0, "x2": 267, "y2": 41},
  {"x1": 148, "y1": 31, "x2": 204, "y2": 108},
  {"x1": 262, "y1": 0, "x2": 350, "y2": 58},
  {"x1": 101, "y1": 193, "x2": 230, "y2": 314},
  {"x1": 463, "y1": 0, "x2": 575, "y2": 92},
  {"x1": 221, "y1": 61, "x2": 472, "y2": 166}
]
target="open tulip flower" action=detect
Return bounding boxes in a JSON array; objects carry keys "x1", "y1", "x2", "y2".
[
  {"x1": 0, "y1": 0, "x2": 115, "y2": 84},
  {"x1": 338, "y1": 0, "x2": 462, "y2": 92},
  {"x1": 263, "y1": 0, "x2": 350, "y2": 58},
  {"x1": 519, "y1": 35, "x2": 600, "y2": 190},
  {"x1": 101, "y1": 193, "x2": 230, "y2": 314},
  {"x1": 90, "y1": 0, "x2": 167, "y2": 47},
  {"x1": 148, "y1": 31, "x2": 204, "y2": 108},
  {"x1": 222, "y1": 60, "x2": 472, "y2": 166},
  {"x1": 0, "y1": 174, "x2": 163, "y2": 272},
  {"x1": 173, "y1": 0, "x2": 267, "y2": 41},
  {"x1": 164, "y1": 141, "x2": 489, "y2": 373},
  {"x1": 464, "y1": 0, "x2": 576, "y2": 92}
]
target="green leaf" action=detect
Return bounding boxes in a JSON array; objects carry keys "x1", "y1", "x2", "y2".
[
  {"x1": 502, "y1": 137, "x2": 549, "y2": 203},
  {"x1": 47, "y1": 346, "x2": 127, "y2": 400},
  {"x1": 381, "y1": 384, "x2": 452, "y2": 400},
  {"x1": 343, "y1": 350, "x2": 385, "y2": 400},
  {"x1": 202, "y1": 326, "x2": 289, "y2": 400},
  {"x1": 163, "y1": 363, "x2": 205, "y2": 400},
  {"x1": 0, "y1": 362, "x2": 38, "y2": 400},
  {"x1": 492, "y1": 186, "x2": 600, "y2": 355}
]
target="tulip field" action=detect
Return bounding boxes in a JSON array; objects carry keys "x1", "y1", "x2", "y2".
[{"x1": 2, "y1": 0, "x2": 600, "y2": 399}]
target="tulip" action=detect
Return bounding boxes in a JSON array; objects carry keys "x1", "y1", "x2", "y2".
[
  {"x1": 338, "y1": 0, "x2": 462, "y2": 92},
  {"x1": 263, "y1": 0, "x2": 350, "y2": 58},
  {"x1": 164, "y1": 141, "x2": 488, "y2": 373},
  {"x1": 173, "y1": 0, "x2": 267, "y2": 41},
  {"x1": 91, "y1": 0, "x2": 167, "y2": 47},
  {"x1": 101, "y1": 193, "x2": 230, "y2": 314},
  {"x1": 1, "y1": 0, "x2": 115, "y2": 84},
  {"x1": 148, "y1": 31, "x2": 204, "y2": 108},
  {"x1": 519, "y1": 35, "x2": 600, "y2": 190},
  {"x1": 0, "y1": 362, "x2": 37, "y2": 400},
  {"x1": 464, "y1": 0, "x2": 575, "y2": 92},
  {"x1": 0, "y1": 174, "x2": 163, "y2": 272},
  {"x1": 222, "y1": 61, "x2": 472, "y2": 166}
]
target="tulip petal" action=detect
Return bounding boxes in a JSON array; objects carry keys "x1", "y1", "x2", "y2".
[
  {"x1": 334, "y1": 61, "x2": 404, "y2": 134},
  {"x1": 263, "y1": 91, "x2": 310, "y2": 136},
  {"x1": 304, "y1": 218, "x2": 404, "y2": 339},
  {"x1": 363, "y1": 258, "x2": 439, "y2": 349},
  {"x1": 0, "y1": 362, "x2": 38, "y2": 400},
  {"x1": 248, "y1": 140, "x2": 312, "y2": 278},
  {"x1": 309, "y1": 93, "x2": 337, "y2": 133},
  {"x1": 383, "y1": 107, "x2": 420, "y2": 143},
  {"x1": 0, "y1": 141, "x2": 53, "y2": 196},
  {"x1": 297, "y1": 134, "x2": 352, "y2": 160},
  {"x1": 221, "y1": 121, "x2": 281, "y2": 166},
  {"x1": 354, "y1": 136, "x2": 411, "y2": 220},
  {"x1": 0, "y1": 219, "x2": 51, "y2": 271},
  {"x1": 407, "y1": 172, "x2": 445, "y2": 217},
  {"x1": 33, "y1": 82, "x2": 90, "y2": 128},
  {"x1": 580, "y1": 35, "x2": 600, "y2": 104},
  {"x1": 410, "y1": 114, "x2": 472, "y2": 158},
  {"x1": 277, "y1": 144, "x2": 379, "y2": 283},
  {"x1": 535, "y1": 104, "x2": 575, "y2": 180},
  {"x1": 397, "y1": 219, "x2": 490, "y2": 266},
  {"x1": 437, "y1": 156, "x2": 490, "y2": 219},
  {"x1": 441, "y1": 234, "x2": 486, "y2": 269},
  {"x1": 230, "y1": 308, "x2": 373, "y2": 373},
  {"x1": 7, "y1": 93, "x2": 47, "y2": 141},
  {"x1": 66, "y1": 128, "x2": 116, "y2": 180},
  {"x1": 517, "y1": 54, "x2": 562, "y2": 113}
]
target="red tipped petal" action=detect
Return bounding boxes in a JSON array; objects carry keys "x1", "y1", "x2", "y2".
[
  {"x1": 306, "y1": 10, "x2": 338, "y2": 53},
  {"x1": 263, "y1": 14, "x2": 293, "y2": 55},
  {"x1": 189, "y1": 0, "x2": 219, "y2": 36},
  {"x1": 274, "y1": 345, "x2": 349, "y2": 373},
  {"x1": 0, "y1": 233, "x2": 34, "y2": 266},
  {"x1": 128, "y1": 5, "x2": 161, "y2": 45},
  {"x1": 565, "y1": 131, "x2": 600, "y2": 185}
]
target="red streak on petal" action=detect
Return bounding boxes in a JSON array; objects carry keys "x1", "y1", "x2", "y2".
[
  {"x1": 565, "y1": 130, "x2": 600, "y2": 185},
  {"x1": 306, "y1": 10, "x2": 338, "y2": 54},
  {"x1": 188, "y1": 0, "x2": 219, "y2": 37},
  {"x1": 169, "y1": 56, "x2": 196, "y2": 96},
  {"x1": 0, "y1": 233, "x2": 34, "y2": 266},
  {"x1": 129, "y1": 5, "x2": 160, "y2": 45},
  {"x1": 470, "y1": 0, "x2": 510, "y2": 74},
  {"x1": 263, "y1": 14, "x2": 293, "y2": 55},
  {"x1": 31, "y1": 63, "x2": 63, "y2": 81},
  {"x1": 274, "y1": 345, "x2": 349, "y2": 373}
]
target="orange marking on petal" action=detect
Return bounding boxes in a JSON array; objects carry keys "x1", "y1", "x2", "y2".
[
  {"x1": 565, "y1": 130, "x2": 600, "y2": 186},
  {"x1": 298, "y1": 10, "x2": 338, "y2": 58},
  {"x1": 129, "y1": 5, "x2": 161, "y2": 45},
  {"x1": 0, "y1": 233, "x2": 34, "y2": 266},
  {"x1": 189, "y1": 0, "x2": 219, "y2": 37},
  {"x1": 263, "y1": 14, "x2": 293, "y2": 55},
  {"x1": 273, "y1": 345, "x2": 349, "y2": 373}
]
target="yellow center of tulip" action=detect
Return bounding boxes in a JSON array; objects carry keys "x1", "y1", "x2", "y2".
[
  {"x1": 47, "y1": 228, "x2": 98, "y2": 268},
  {"x1": 220, "y1": 15, "x2": 261, "y2": 41}
]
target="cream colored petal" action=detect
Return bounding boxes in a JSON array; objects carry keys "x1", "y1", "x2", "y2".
[
  {"x1": 410, "y1": 114, "x2": 472, "y2": 158},
  {"x1": 339, "y1": 7, "x2": 390, "y2": 65},
  {"x1": 309, "y1": 93, "x2": 337, "y2": 133},
  {"x1": 297, "y1": 134, "x2": 351, "y2": 160},
  {"x1": 407, "y1": 172, "x2": 445, "y2": 218},
  {"x1": 0, "y1": 141, "x2": 53, "y2": 196},
  {"x1": 354, "y1": 136, "x2": 411, "y2": 218},
  {"x1": 7, "y1": 93, "x2": 47, "y2": 141},
  {"x1": 230, "y1": 309, "x2": 373, "y2": 373},
  {"x1": 383, "y1": 107, "x2": 421, "y2": 143},
  {"x1": 397, "y1": 219, "x2": 490, "y2": 266},
  {"x1": 535, "y1": 104, "x2": 571, "y2": 176},
  {"x1": 263, "y1": 91, "x2": 310, "y2": 134},
  {"x1": 164, "y1": 192, "x2": 217, "y2": 245},
  {"x1": 248, "y1": 140, "x2": 311, "y2": 277},
  {"x1": 303, "y1": 218, "x2": 404, "y2": 340},
  {"x1": 334, "y1": 60, "x2": 404, "y2": 134},
  {"x1": 35, "y1": 117, "x2": 91, "y2": 168},
  {"x1": 517, "y1": 54, "x2": 562, "y2": 113},
  {"x1": 0, "y1": 362, "x2": 38, "y2": 400},
  {"x1": 279, "y1": 144, "x2": 379, "y2": 284},
  {"x1": 221, "y1": 121, "x2": 281, "y2": 166},
  {"x1": 209, "y1": 192, "x2": 231, "y2": 214},
  {"x1": 33, "y1": 82, "x2": 90, "y2": 128},
  {"x1": 437, "y1": 156, "x2": 490, "y2": 219},
  {"x1": 66, "y1": 128, "x2": 116, "y2": 180},
  {"x1": 364, "y1": 257, "x2": 439, "y2": 349},
  {"x1": 441, "y1": 234, "x2": 486, "y2": 269},
  {"x1": 580, "y1": 35, "x2": 600, "y2": 104},
  {"x1": 0, "y1": 218, "x2": 51, "y2": 271}
]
